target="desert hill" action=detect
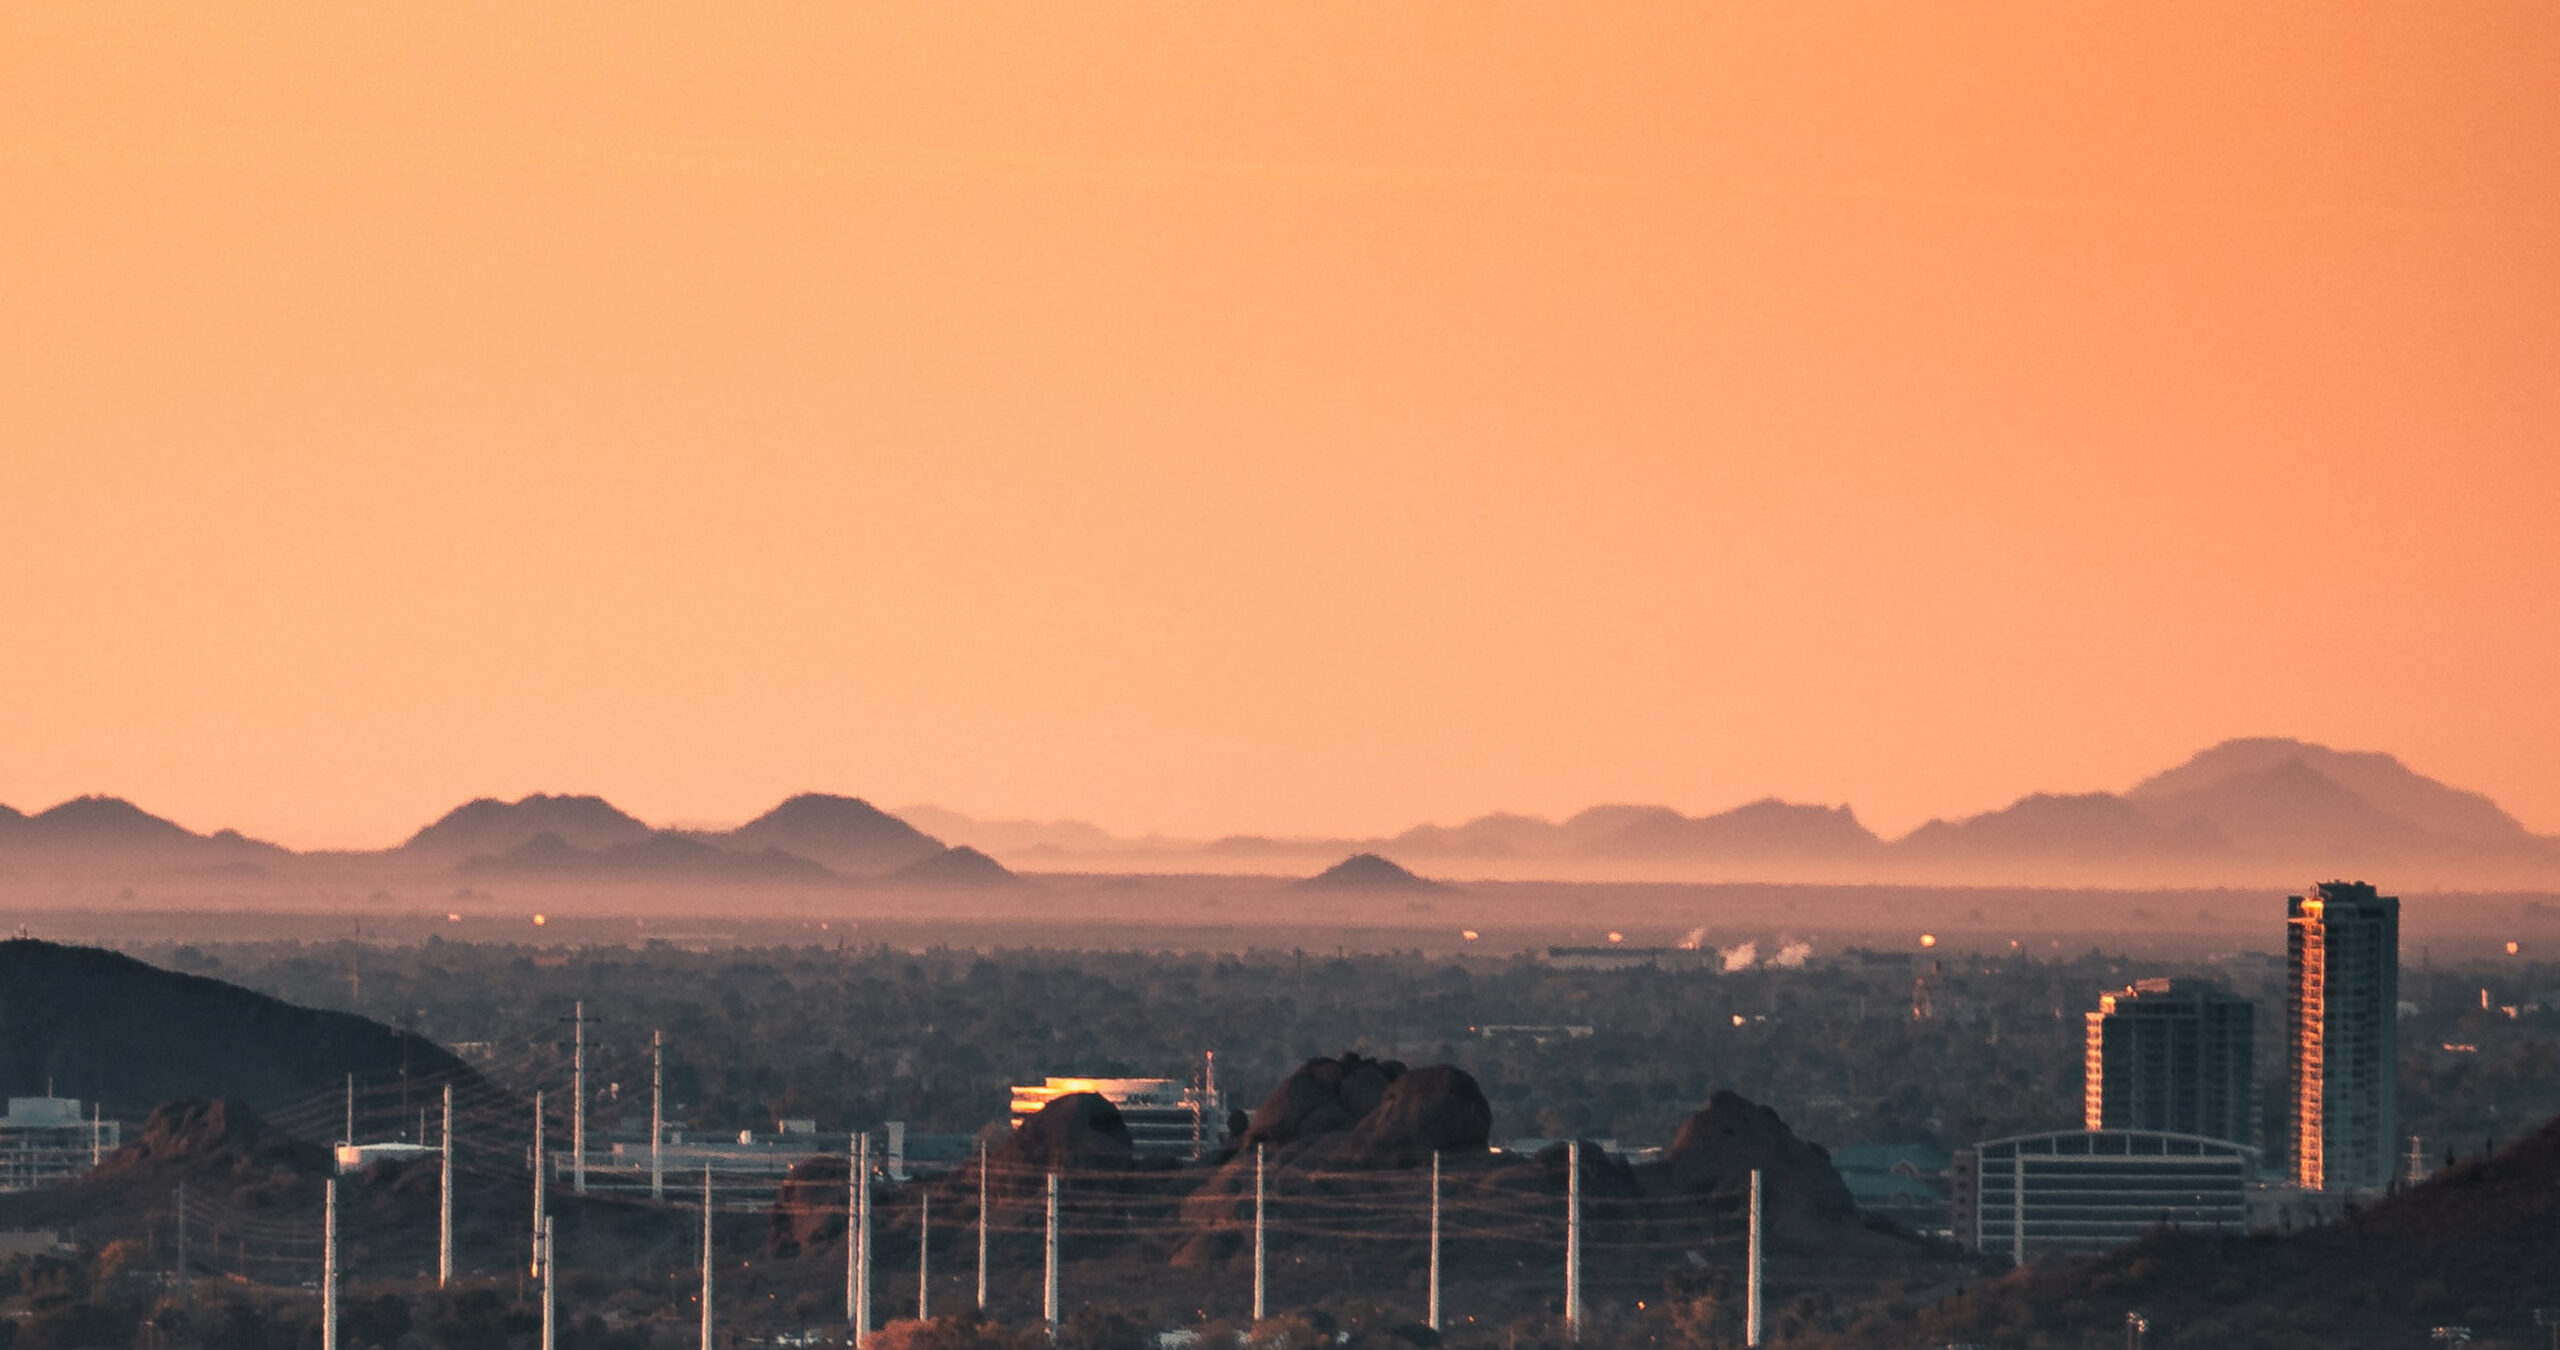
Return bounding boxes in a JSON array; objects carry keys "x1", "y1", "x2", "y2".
[
  {"x1": 0, "y1": 939, "x2": 503, "y2": 1126},
  {"x1": 1297, "y1": 853, "x2": 1439, "y2": 891},
  {"x1": 713, "y1": 792, "x2": 947, "y2": 875},
  {"x1": 401, "y1": 792, "x2": 655, "y2": 859},
  {"x1": 0, "y1": 796, "x2": 289, "y2": 876},
  {"x1": 1913, "y1": 1109, "x2": 2560, "y2": 1348},
  {"x1": 878, "y1": 844, "x2": 1022, "y2": 888},
  {"x1": 2131, "y1": 736, "x2": 2531, "y2": 843}
]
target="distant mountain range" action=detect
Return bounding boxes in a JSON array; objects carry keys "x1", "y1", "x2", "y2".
[
  {"x1": 912, "y1": 737, "x2": 2559, "y2": 886},
  {"x1": 0, "y1": 738, "x2": 2550, "y2": 889},
  {"x1": 0, "y1": 790, "x2": 1010, "y2": 889}
]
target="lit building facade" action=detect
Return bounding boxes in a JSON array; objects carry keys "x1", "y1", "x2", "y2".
[
  {"x1": 1008, "y1": 1077, "x2": 1223, "y2": 1157},
  {"x1": 2083, "y1": 978, "x2": 2255, "y2": 1146},
  {"x1": 2285, "y1": 881, "x2": 2400, "y2": 1191}
]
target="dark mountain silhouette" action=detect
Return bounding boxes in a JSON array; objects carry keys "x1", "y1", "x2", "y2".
[
  {"x1": 0, "y1": 939, "x2": 502, "y2": 1127},
  {"x1": 878, "y1": 844, "x2": 1022, "y2": 888},
  {"x1": 4, "y1": 736, "x2": 2547, "y2": 890},
  {"x1": 0, "y1": 796, "x2": 289, "y2": 875},
  {"x1": 1561, "y1": 803, "x2": 1693, "y2": 848},
  {"x1": 401, "y1": 793, "x2": 654, "y2": 858},
  {"x1": 889, "y1": 805, "x2": 1130, "y2": 857},
  {"x1": 1297, "y1": 853, "x2": 1439, "y2": 891},
  {"x1": 714, "y1": 792, "x2": 945, "y2": 875},
  {"x1": 1900, "y1": 792, "x2": 2227, "y2": 862},
  {"x1": 1387, "y1": 811, "x2": 1560, "y2": 857},
  {"x1": 459, "y1": 831, "x2": 835, "y2": 884},
  {"x1": 2133, "y1": 755, "x2": 2431, "y2": 857},
  {"x1": 1889, "y1": 737, "x2": 2555, "y2": 877},
  {"x1": 1583, "y1": 798, "x2": 1884, "y2": 857},
  {"x1": 2131, "y1": 736, "x2": 2532, "y2": 843}
]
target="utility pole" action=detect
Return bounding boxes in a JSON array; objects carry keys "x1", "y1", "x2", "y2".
[
  {"x1": 539, "y1": 1218, "x2": 555, "y2": 1350},
  {"x1": 531, "y1": 1090, "x2": 546, "y2": 1279},
  {"x1": 571, "y1": 1001, "x2": 587, "y2": 1194},
  {"x1": 1252, "y1": 1144, "x2": 1266, "y2": 1323},
  {"x1": 344, "y1": 1073, "x2": 355, "y2": 1146},
  {"x1": 918, "y1": 1191, "x2": 931, "y2": 1322},
  {"x1": 175, "y1": 1183, "x2": 188, "y2": 1297},
  {"x1": 651, "y1": 1030, "x2": 665, "y2": 1202},
  {"x1": 439, "y1": 1085, "x2": 454, "y2": 1288},
  {"x1": 322, "y1": 1177, "x2": 339, "y2": 1350},
  {"x1": 975, "y1": 1140, "x2": 989, "y2": 1311},
  {"x1": 855, "y1": 1131, "x2": 872, "y2": 1346},
  {"x1": 1427, "y1": 1153, "x2": 1441, "y2": 1332},
  {"x1": 1745, "y1": 1168, "x2": 1763, "y2": 1349},
  {"x1": 1565, "y1": 1140, "x2": 1581, "y2": 1343},
  {"x1": 1043, "y1": 1170, "x2": 1060, "y2": 1342},
  {"x1": 846, "y1": 1133, "x2": 861, "y2": 1336},
  {"x1": 90, "y1": 1102, "x2": 102, "y2": 1167},
  {"x1": 699, "y1": 1168, "x2": 714, "y2": 1350}
]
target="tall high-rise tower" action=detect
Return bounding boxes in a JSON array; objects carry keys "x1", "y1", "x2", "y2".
[
  {"x1": 2083, "y1": 978, "x2": 2255, "y2": 1146},
  {"x1": 2286, "y1": 881, "x2": 2400, "y2": 1191}
]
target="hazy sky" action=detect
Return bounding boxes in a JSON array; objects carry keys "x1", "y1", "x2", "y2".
[{"x1": 3, "y1": 3, "x2": 2555, "y2": 849}]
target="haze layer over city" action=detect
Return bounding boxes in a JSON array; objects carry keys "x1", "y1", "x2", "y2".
[{"x1": 2, "y1": 5, "x2": 2554, "y2": 1350}]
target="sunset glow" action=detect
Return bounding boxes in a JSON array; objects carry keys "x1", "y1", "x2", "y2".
[{"x1": 2, "y1": 4, "x2": 2553, "y2": 848}]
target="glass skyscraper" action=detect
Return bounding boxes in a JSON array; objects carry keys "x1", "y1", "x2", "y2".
[
  {"x1": 2285, "y1": 881, "x2": 2400, "y2": 1191},
  {"x1": 2083, "y1": 978, "x2": 2255, "y2": 1146}
]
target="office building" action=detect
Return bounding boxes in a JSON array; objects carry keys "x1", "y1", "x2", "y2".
[
  {"x1": 1008, "y1": 1076, "x2": 1223, "y2": 1157},
  {"x1": 2286, "y1": 881, "x2": 2400, "y2": 1191},
  {"x1": 2083, "y1": 978, "x2": 2255, "y2": 1145},
  {"x1": 1954, "y1": 1129, "x2": 2252, "y2": 1260},
  {"x1": 0, "y1": 1098, "x2": 119, "y2": 1193}
]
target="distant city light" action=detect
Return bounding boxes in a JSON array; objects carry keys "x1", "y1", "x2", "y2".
[
  {"x1": 1461, "y1": 930, "x2": 1479, "y2": 941},
  {"x1": 1606, "y1": 931, "x2": 1624, "y2": 944},
  {"x1": 446, "y1": 913, "x2": 461, "y2": 923},
  {"x1": 1920, "y1": 933, "x2": 1938, "y2": 948},
  {"x1": 2507, "y1": 941, "x2": 2521, "y2": 955},
  {"x1": 533, "y1": 914, "x2": 548, "y2": 927},
  {"x1": 1731, "y1": 1014, "x2": 1745, "y2": 1027}
]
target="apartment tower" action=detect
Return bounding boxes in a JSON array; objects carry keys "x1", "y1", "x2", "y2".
[
  {"x1": 2083, "y1": 978, "x2": 2255, "y2": 1146},
  {"x1": 2285, "y1": 881, "x2": 2400, "y2": 1191}
]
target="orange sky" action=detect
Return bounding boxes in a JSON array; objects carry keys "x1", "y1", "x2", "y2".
[{"x1": 3, "y1": 3, "x2": 2556, "y2": 850}]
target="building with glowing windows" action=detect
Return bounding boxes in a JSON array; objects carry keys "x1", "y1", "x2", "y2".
[
  {"x1": 1007, "y1": 1076, "x2": 1224, "y2": 1158},
  {"x1": 2083, "y1": 978, "x2": 2255, "y2": 1146},
  {"x1": 2285, "y1": 881, "x2": 2399, "y2": 1191}
]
